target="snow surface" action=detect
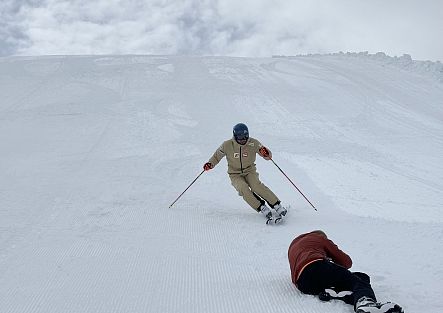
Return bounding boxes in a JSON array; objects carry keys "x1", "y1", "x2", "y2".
[{"x1": 1, "y1": 54, "x2": 442, "y2": 313}]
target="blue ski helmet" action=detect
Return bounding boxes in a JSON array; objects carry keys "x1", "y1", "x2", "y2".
[{"x1": 233, "y1": 123, "x2": 249, "y2": 144}]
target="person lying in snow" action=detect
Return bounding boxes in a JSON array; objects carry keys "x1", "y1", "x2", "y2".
[
  {"x1": 288, "y1": 230, "x2": 404, "y2": 313},
  {"x1": 203, "y1": 123, "x2": 287, "y2": 223}
]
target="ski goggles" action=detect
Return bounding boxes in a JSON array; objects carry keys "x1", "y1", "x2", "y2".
[{"x1": 236, "y1": 134, "x2": 248, "y2": 140}]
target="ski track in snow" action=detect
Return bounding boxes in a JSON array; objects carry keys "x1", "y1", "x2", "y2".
[{"x1": 0, "y1": 55, "x2": 442, "y2": 313}]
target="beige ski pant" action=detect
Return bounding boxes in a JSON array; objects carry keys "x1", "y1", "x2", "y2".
[{"x1": 229, "y1": 171, "x2": 279, "y2": 211}]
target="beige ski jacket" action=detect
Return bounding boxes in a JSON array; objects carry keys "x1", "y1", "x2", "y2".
[{"x1": 208, "y1": 137, "x2": 271, "y2": 174}]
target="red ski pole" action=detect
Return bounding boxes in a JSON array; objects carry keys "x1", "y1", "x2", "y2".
[
  {"x1": 271, "y1": 159, "x2": 316, "y2": 211},
  {"x1": 169, "y1": 169, "x2": 205, "y2": 208}
]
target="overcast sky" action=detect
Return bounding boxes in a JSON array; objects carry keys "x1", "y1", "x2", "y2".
[{"x1": 1, "y1": 0, "x2": 442, "y2": 61}]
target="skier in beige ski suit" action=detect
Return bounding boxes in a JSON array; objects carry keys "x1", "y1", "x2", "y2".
[{"x1": 203, "y1": 123, "x2": 287, "y2": 221}]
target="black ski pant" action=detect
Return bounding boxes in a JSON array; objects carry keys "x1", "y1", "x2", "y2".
[{"x1": 297, "y1": 260, "x2": 376, "y2": 307}]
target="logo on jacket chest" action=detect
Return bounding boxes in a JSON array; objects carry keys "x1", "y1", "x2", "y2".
[{"x1": 233, "y1": 151, "x2": 248, "y2": 158}]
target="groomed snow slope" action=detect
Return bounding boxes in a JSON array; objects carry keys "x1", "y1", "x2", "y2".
[{"x1": 1, "y1": 54, "x2": 442, "y2": 313}]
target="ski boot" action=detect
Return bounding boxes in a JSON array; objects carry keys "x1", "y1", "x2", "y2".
[
  {"x1": 355, "y1": 297, "x2": 404, "y2": 313},
  {"x1": 259, "y1": 204, "x2": 273, "y2": 224},
  {"x1": 272, "y1": 202, "x2": 287, "y2": 223}
]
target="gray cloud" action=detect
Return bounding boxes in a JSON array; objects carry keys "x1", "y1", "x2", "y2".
[{"x1": 1, "y1": 0, "x2": 442, "y2": 61}]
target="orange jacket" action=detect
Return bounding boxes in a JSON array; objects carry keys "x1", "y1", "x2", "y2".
[{"x1": 288, "y1": 231, "x2": 352, "y2": 285}]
